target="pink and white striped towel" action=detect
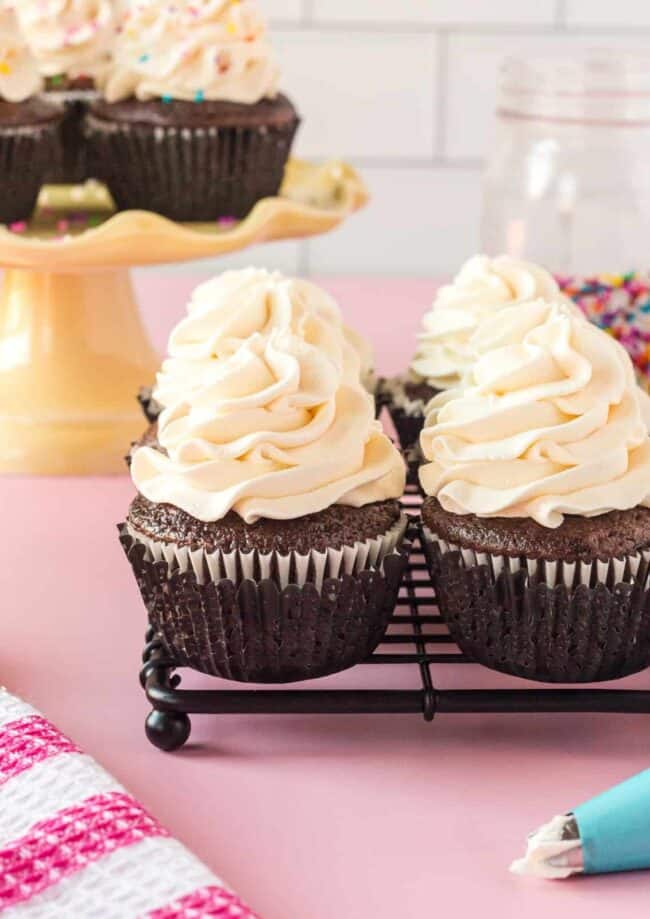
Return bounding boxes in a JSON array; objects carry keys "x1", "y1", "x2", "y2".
[{"x1": 0, "y1": 689, "x2": 259, "y2": 918}]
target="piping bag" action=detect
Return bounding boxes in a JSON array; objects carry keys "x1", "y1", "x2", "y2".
[{"x1": 511, "y1": 769, "x2": 650, "y2": 879}]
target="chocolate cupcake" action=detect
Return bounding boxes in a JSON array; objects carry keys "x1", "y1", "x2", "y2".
[
  {"x1": 383, "y1": 255, "x2": 572, "y2": 455},
  {"x1": 0, "y1": 7, "x2": 63, "y2": 222},
  {"x1": 87, "y1": 0, "x2": 300, "y2": 221},
  {"x1": 419, "y1": 297, "x2": 650, "y2": 683},
  {"x1": 121, "y1": 270, "x2": 407, "y2": 684},
  {"x1": 15, "y1": 0, "x2": 117, "y2": 183}
]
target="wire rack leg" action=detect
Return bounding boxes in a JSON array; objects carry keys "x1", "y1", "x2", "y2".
[{"x1": 140, "y1": 628, "x2": 191, "y2": 752}]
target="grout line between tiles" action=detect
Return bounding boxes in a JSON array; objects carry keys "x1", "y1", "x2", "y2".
[
  {"x1": 277, "y1": 21, "x2": 560, "y2": 35},
  {"x1": 274, "y1": 21, "x2": 650, "y2": 35},
  {"x1": 435, "y1": 33, "x2": 448, "y2": 159},
  {"x1": 301, "y1": 156, "x2": 484, "y2": 170},
  {"x1": 300, "y1": 0, "x2": 313, "y2": 25}
]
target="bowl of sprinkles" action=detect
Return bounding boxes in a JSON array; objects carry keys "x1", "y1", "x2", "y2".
[{"x1": 558, "y1": 272, "x2": 650, "y2": 392}]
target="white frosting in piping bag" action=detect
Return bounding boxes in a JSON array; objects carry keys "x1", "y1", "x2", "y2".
[
  {"x1": 131, "y1": 270, "x2": 405, "y2": 524},
  {"x1": 103, "y1": 0, "x2": 280, "y2": 103},
  {"x1": 15, "y1": 0, "x2": 116, "y2": 81},
  {"x1": 510, "y1": 815, "x2": 584, "y2": 880},
  {"x1": 419, "y1": 298, "x2": 650, "y2": 528},
  {"x1": 0, "y1": 5, "x2": 43, "y2": 101},
  {"x1": 411, "y1": 254, "x2": 573, "y2": 391}
]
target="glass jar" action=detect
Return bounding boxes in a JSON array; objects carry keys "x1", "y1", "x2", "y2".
[{"x1": 481, "y1": 54, "x2": 650, "y2": 275}]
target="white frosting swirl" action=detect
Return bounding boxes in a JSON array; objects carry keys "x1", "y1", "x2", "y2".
[
  {"x1": 15, "y1": 0, "x2": 115, "y2": 82},
  {"x1": 0, "y1": 6, "x2": 43, "y2": 101},
  {"x1": 153, "y1": 269, "x2": 367, "y2": 407},
  {"x1": 412, "y1": 255, "x2": 573, "y2": 390},
  {"x1": 419, "y1": 299, "x2": 650, "y2": 528},
  {"x1": 132, "y1": 270, "x2": 404, "y2": 524},
  {"x1": 104, "y1": 0, "x2": 280, "y2": 104}
]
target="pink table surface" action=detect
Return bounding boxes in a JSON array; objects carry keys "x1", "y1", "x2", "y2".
[{"x1": 2, "y1": 275, "x2": 650, "y2": 919}]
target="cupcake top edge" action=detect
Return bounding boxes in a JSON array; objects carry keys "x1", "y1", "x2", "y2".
[
  {"x1": 419, "y1": 297, "x2": 650, "y2": 529},
  {"x1": 130, "y1": 268, "x2": 405, "y2": 525},
  {"x1": 12, "y1": 0, "x2": 116, "y2": 84},
  {"x1": 0, "y1": 6, "x2": 43, "y2": 102},
  {"x1": 411, "y1": 253, "x2": 576, "y2": 392},
  {"x1": 103, "y1": 0, "x2": 281, "y2": 105},
  {"x1": 128, "y1": 493, "x2": 402, "y2": 556}
]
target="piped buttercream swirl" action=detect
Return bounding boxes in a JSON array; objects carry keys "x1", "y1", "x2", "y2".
[
  {"x1": 104, "y1": 0, "x2": 279, "y2": 103},
  {"x1": 0, "y1": 5, "x2": 42, "y2": 101},
  {"x1": 152, "y1": 269, "x2": 368, "y2": 407},
  {"x1": 131, "y1": 270, "x2": 405, "y2": 523},
  {"x1": 419, "y1": 299, "x2": 650, "y2": 528},
  {"x1": 411, "y1": 254, "x2": 572, "y2": 390},
  {"x1": 15, "y1": 0, "x2": 115, "y2": 81}
]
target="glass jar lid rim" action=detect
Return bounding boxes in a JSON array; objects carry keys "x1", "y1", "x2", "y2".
[
  {"x1": 500, "y1": 52, "x2": 650, "y2": 96},
  {"x1": 498, "y1": 52, "x2": 650, "y2": 123}
]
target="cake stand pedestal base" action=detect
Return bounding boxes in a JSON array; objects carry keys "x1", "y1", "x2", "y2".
[
  {"x1": 0, "y1": 268, "x2": 158, "y2": 475},
  {"x1": 0, "y1": 162, "x2": 368, "y2": 476}
]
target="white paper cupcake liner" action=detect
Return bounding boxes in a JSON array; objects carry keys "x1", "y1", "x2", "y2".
[
  {"x1": 422, "y1": 526, "x2": 650, "y2": 590},
  {"x1": 127, "y1": 513, "x2": 408, "y2": 591},
  {"x1": 421, "y1": 524, "x2": 650, "y2": 682}
]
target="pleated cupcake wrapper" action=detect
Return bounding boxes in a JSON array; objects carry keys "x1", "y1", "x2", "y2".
[
  {"x1": 119, "y1": 524, "x2": 409, "y2": 683},
  {"x1": 47, "y1": 90, "x2": 97, "y2": 183},
  {"x1": 0, "y1": 121, "x2": 58, "y2": 223},
  {"x1": 127, "y1": 512, "x2": 408, "y2": 592},
  {"x1": 85, "y1": 113, "x2": 299, "y2": 221},
  {"x1": 423, "y1": 525, "x2": 650, "y2": 590},
  {"x1": 421, "y1": 526, "x2": 650, "y2": 683}
]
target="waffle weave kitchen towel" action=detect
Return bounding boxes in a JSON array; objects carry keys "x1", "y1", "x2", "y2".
[{"x1": 0, "y1": 689, "x2": 259, "y2": 918}]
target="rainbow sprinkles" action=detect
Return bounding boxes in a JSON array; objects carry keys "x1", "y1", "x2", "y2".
[{"x1": 559, "y1": 271, "x2": 650, "y2": 390}]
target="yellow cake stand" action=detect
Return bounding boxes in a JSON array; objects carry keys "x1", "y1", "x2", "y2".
[{"x1": 0, "y1": 159, "x2": 368, "y2": 475}]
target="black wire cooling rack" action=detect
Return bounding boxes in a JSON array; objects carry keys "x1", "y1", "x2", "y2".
[{"x1": 140, "y1": 484, "x2": 650, "y2": 752}]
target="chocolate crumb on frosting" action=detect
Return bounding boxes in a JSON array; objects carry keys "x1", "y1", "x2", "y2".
[
  {"x1": 422, "y1": 496, "x2": 650, "y2": 564},
  {"x1": 128, "y1": 494, "x2": 401, "y2": 556}
]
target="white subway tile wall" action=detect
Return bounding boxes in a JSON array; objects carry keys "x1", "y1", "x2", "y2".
[
  {"x1": 262, "y1": 0, "x2": 305, "y2": 21},
  {"x1": 181, "y1": 0, "x2": 650, "y2": 278},
  {"x1": 565, "y1": 0, "x2": 650, "y2": 27},
  {"x1": 275, "y1": 31, "x2": 438, "y2": 159},
  {"x1": 308, "y1": 166, "x2": 482, "y2": 276},
  {"x1": 446, "y1": 32, "x2": 639, "y2": 160},
  {"x1": 311, "y1": 1, "x2": 558, "y2": 26}
]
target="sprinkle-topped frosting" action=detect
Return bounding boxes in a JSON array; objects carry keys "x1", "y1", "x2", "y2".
[
  {"x1": 419, "y1": 299, "x2": 650, "y2": 528},
  {"x1": 104, "y1": 0, "x2": 280, "y2": 104},
  {"x1": 15, "y1": 0, "x2": 116, "y2": 82},
  {"x1": 411, "y1": 255, "x2": 572, "y2": 391},
  {"x1": 131, "y1": 270, "x2": 405, "y2": 523},
  {"x1": 0, "y1": 5, "x2": 43, "y2": 101}
]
